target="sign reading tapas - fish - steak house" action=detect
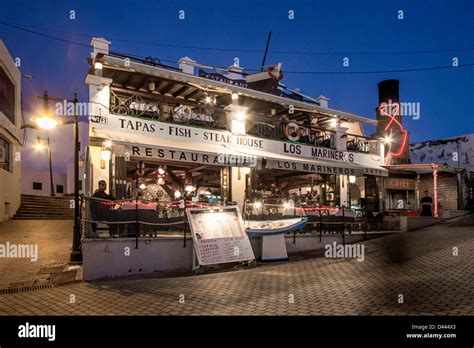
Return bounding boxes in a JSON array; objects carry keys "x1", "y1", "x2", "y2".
[{"x1": 90, "y1": 113, "x2": 387, "y2": 175}]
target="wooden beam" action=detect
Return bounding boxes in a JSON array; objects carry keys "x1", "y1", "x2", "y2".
[
  {"x1": 136, "y1": 76, "x2": 149, "y2": 91},
  {"x1": 186, "y1": 89, "x2": 203, "y2": 100},
  {"x1": 189, "y1": 165, "x2": 208, "y2": 173},
  {"x1": 160, "y1": 183, "x2": 174, "y2": 197},
  {"x1": 160, "y1": 82, "x2": 180, "y2": 95},
  {"x1": 172, "y1": 85, "x2": 191, "y2": 97},
  {"x1": 111, "y1": 87, "x2": 201, "y2": 108},
  {"x1": 166, "y1": 168, "x2": 184, "y2": 189}
]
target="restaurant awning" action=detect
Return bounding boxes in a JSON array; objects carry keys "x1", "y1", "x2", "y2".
[
  {"x1": 90, "y1": 113, "x2": 387, "y2": 177},
  {"x1": 384, "y1": 163, "x2": 464, "y2": 174},
  {"x1": 221, "y1": 144, "x2": 388, "y2": 177},
  {"x1": 383, "y1": 163, "x2": 463, "y2": 218},
  {"x1": 91, "y1": 132, "x2": 387, "y2": 177}
]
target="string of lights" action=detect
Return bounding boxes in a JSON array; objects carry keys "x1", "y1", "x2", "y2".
[{"x1": 1, "y1": 20, "x2": 474, "y2": 75}]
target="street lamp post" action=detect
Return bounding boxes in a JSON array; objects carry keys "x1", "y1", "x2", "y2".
[
  {"x1": 35, "y1": 136, "x2": 55, "y2": 196},
  {"x1": 29, "y1": 91, "x2": 82, "y2": 263},
  {"x1": 71, "y1": 94, "x2": 81, "y2": 263}
]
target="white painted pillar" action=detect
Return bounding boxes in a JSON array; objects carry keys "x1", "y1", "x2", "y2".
[
  {"x1": 339, "y1": 175, "x2": 348, "y2": 207},
  {"x1": 90, "y1": 37, "x2": 111, "y2": 58},
  {"x1": 231, "y1": 167, "x2": 246, "y2": 211},
  {"x1": 333, "y1": 126, "x2": 348, "y2": 151}
]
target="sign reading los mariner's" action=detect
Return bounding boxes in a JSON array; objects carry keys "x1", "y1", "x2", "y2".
[
  {"x1": 265, "y1": 160, "x2": 387, "y2": 177},
  {"x1": 90, "y1": 113, "x2": 386, "y2": 174},
  {"x1": 186, "y1": 207, "x2": 255, "y2": 267}
]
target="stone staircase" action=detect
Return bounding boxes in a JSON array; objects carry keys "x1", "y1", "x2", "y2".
[{"x1": 13, "y1": 194, "x2": 75, "y2": 220}]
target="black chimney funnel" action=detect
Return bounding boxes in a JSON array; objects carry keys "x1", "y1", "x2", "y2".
[{"x1": 378, "y1": 79, "x2": 399, "y2": 104}]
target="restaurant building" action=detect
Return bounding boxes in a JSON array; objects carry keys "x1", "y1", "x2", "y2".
[
  {"x1": 81, "y1": 37, "x2": 473, "y2": 279},
  {"x1": 376, "y1": 80, "x2": 471, "y2": 217},
  {"x1": 84, "y1": 37, "x2": 388, "y2": 214}
]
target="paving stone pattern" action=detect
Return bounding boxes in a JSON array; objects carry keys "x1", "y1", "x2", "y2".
[{"x1": 0, "y1": 215, "x2": 472, "y2": 315}]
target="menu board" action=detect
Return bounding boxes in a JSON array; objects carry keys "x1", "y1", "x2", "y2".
[{"x1": 187, "y1": 207, "x2": 255, "y2": 266}]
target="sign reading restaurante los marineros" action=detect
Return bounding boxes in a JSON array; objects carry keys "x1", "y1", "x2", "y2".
[{"x1": 90, "y1": 113, "x2": 387, "y2": 176}]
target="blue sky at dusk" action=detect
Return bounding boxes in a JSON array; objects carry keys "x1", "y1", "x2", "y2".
[{"x1": 1, "y1": 0, "x2": 473, "y2": 171}]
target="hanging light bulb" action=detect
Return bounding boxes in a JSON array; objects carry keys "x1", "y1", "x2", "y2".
[
  {"x1": 101, "y1": 149, "x2": 111, "y2": 161},
  {"x1": 185, "y1": 185, "x2": 196, "y2": 193},
  {"x1": 148, "y1": 80, "x2": 156, "y2": 91},
  {"x1": 158, "y1": 166, "x2": 165, "y2": 175},
  {"x1": 242, "y1": 167, "x2": 251, "y2": 175}
]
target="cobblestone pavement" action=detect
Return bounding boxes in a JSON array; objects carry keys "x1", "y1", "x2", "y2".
[
  {"x1": 0, "y1": 220, "x2": 75, "y2": 289},
  {"x1": 0, "y1": 214, "x2": 473, "y2": 315}
]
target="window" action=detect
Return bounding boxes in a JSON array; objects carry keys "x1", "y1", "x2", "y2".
[
  {"x1": 0, "y1": 137, "x2": 11, "y2": 172},
  {"x1": 56, "y1": 185, "x2": 64, "y2": 193},
  {"x1": 0, "y1": 66, "x2": 15, "y2": 125},
  {"x1": 33, "y1": 182, "x2": 42, "y2": 190}
]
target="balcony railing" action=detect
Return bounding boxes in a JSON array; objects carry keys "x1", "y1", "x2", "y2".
[{"x1": 109, "y1": 90, "x2": 378, "y2": 153}]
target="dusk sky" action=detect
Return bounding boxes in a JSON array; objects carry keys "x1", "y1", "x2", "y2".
[{"x1": 1, "y1": 0, "x2": 473, "y2": 172}]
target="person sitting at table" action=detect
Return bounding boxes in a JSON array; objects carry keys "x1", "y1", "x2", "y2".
[
  {"x1": 93, "y1": 180, "x2": 115, "y2": 200},
  {"x1": 90, "y1": 180, "x2": 117, "y2": 237}
]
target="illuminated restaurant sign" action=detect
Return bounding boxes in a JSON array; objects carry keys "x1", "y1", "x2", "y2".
[
  {"x1": 90, "y1": 113, "x2": 385, "y2": 172},
  {"x1": 125, "y1": 145, "x2": 258, "y2": 167}
]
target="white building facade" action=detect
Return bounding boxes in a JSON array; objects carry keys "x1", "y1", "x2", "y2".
[
  {"x1": 21, "y1": 169, "x2": 68, "y2": 196},
  {"x1": 410, "y1": 135, "x2": 474, "y2": 172},
  {"x1": 84, "y1": 37, "x2": 388, "y2": 210},
  {"x1": 0, "y1": 40, "x2": 21, "y2": 221}
]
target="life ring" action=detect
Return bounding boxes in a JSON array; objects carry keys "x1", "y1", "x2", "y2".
[
  {"x1": 285, "y1": 122, "x2": 301, "y2": 142},
  {"x1": 268, "y1": 66, "x2": 283, "y2": 81}
]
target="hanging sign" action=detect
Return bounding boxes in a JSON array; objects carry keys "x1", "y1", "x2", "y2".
[
  {"x1": 265, "y1": 159, "x2": 387, "y2": 177},
  {"x1": 123, "y1": 145, "x2": 258, "y2": 167},
  {"x1": 90, "y1": 113, "x2": 386, "y2": 173},
  {"x1": 198, "y1": 69, "x2": 248, "y2": 88}
]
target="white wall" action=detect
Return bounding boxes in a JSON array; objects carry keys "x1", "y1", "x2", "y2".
[
  {"x1": 231, "y1": 166, "x2": 246, "y2": 209},
  {"x1": 82, "y1": 234, "x2": 373, "y2": 280},
  {"x1": 66, "y1": 121, "x2": 89, "y2": 194},
  {"x1": 89, "y1": 145, "x2": 110, "y2": 195},
  {"x1": 410, "y1": 134, "x2": 474, "y2": 172},
  {"x1": 21, "y1": 168, "x2": 67, "y2": 196},
  {"x1": 341, "y1": 121, "x2": 366, "y2": 137},
  {"x1": 0, "y1": 40, "x2": 21, "y2": 221},
  {"x1": 339, "y1": 175, "x2": 348, "y2": 207},
  {"x1": 82, "y1": 237, "x2": 194, "y2": 280}
]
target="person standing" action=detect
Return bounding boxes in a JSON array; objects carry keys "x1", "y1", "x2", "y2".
[{"x1": 420, "y1": 190, "x2": 433, "y2": 216}]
